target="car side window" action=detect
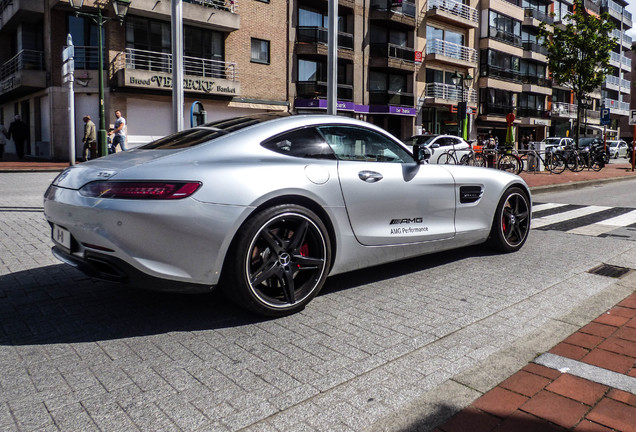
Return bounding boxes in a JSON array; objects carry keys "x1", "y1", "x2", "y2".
[
  {"x1": 261, "y1": 127, "x2": 336, "y2": 160},
  {"x1": 318, "y1": 126, "x2": 412, "y2": 163}
]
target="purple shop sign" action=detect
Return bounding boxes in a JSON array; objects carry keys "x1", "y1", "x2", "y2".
[
  {"x1": 368, "y1": 105, "x2": 417, "y2": 116},
  {"x1": 295, "y1": 99, "x2": 355, "y2": 111}
]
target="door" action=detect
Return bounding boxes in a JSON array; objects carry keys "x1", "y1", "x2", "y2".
[{"x1": 318, "y1": 125, "x2": 456, "y2": 246}]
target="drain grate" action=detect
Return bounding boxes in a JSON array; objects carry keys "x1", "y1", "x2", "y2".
[{"x1": 588, "y1": 263, "x2": 632, "y2": 278}]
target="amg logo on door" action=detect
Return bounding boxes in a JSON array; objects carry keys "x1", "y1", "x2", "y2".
[{"x1": 390, "y1": 218, "x2": 423, "y2": 225}]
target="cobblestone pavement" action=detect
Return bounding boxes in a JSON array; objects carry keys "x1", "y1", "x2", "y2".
[{"x1": 1, "y1": 172, "x2": 636, "y2": 431}]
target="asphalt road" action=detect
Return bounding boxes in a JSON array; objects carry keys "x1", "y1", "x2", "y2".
[{"x1": 1, "y1": 172, "x2": 635, "y2": 432}]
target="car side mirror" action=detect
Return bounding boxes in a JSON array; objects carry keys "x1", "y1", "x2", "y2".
[
  {"x1": 413, "y1": 144, "x2": 432, "y2": 164},
  {"x1": 430, "y1": 143, "x2": 440, "y2": 149}
]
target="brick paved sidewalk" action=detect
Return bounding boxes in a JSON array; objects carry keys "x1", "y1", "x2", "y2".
[{"x1": 436, "y1": 289, "x2": 636, "y2": 432}]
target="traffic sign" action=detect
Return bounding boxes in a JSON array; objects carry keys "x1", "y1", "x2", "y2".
[
  {"x1": 62, "y1": 45, "x2": 74, "y2": 62},
  {"x1": 600, "y1": 107, "x2": 610, "y2": 125}
]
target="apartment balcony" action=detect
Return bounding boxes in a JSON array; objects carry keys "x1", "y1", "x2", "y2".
[
  {"x1": 523, "y1": 8, "x2": 553, "y2": 26},
  {"x1": 422, "y1": 0, "x2": 479, "y2": 29},
  {"x1": 0, "y1": 0, "x2": 43, "y2": 32},
  {"x1": 369, "y1": 90, "x2": 414, "y2": 107},
  {"x1": 602, "y1": 0, "x2": 632, "y2": 27},
  {"x1": 609, "y1": 51, "x2": 631, "y2": 72},
  {"x1": 113, "y1": 48, "x2": 240, "y2": 96},
  {"x1": 517, "y1": 107, "x2": 550, "y2": 118},
  {"x1": 296, "y1": 81, "x2": 353, "y2": 101},
  {"x1": 521, "y1": 76, "x2": 552, "y2": 95},
  {"x1": 488, "y1": 27, "x2": 523, "y2": 48},
  {"x1": 551, "y1": 102, "x2": 577, "y2": 118},
  {"x1": 422, "y1": 82, "x2": 477, "y2": 105},
  {"x1": 0, "y1": 49, "x2": 46, "y2": 100},
  {"x1": 603, "y1": 98, "x2": 629, "y2": 115},
  {"x1": 611, "y1": 29, "x2": 632, "y2": 49},
  {"x1": 480, "y1": 64, "x2": 521, "y2": 82},
  {"x1": 522, "y1": 41, "x2": 548, "y2": 62},
  {"x1": 370, "y1": 0, "x2": 416, "y2": 27},
  {"x1": 425, "y1": 39, "x2": 478, "y2": 68},
  {"x1": 479, "y1": 102, "x2": 517, "y2": 117},
  {"x1": 369, "y1": 43, "x2": 418, "y2": 71},
  {"x1": 123, "y1": 0, "x2": 240, "y2": 32},
  {"x1": 296, "y1": 27, "x2": 354, "y2": 61}
]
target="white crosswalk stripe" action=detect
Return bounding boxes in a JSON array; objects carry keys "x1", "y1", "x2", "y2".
[
  {"x1": 531, "y1": 203, "x2": 569, "y2": 213},
  {"x1": 531, "y1": 205, "x2": 612, "y2": 229},
  {"x1": 566, "y1": 210, "x2": 636, "y2": 236}
]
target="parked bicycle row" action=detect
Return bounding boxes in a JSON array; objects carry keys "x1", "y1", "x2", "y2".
[{"x1": 403, "y1": 133, "x2": 631, "y2": 175}]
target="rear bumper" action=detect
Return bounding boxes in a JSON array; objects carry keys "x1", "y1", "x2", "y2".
[{"x1": 52, "y1": 246, "x2": 215, "y2": 294}]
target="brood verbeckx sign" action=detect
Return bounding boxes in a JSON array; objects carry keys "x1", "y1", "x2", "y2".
[{"x1": 119, "y1": 69, "x2": 240, "y2": 96}]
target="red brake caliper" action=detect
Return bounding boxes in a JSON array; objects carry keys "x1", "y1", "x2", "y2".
[{"x1": 299, "y1": 244, "x2": 309, "y2": 268}]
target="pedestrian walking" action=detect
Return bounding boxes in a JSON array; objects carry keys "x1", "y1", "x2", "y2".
[
  {"x1": 109, "y1": 110, "x2": 127, "y2": 151},
  {"x1": 82, "y1": 115, "x2": 97, "y2": 160},
  {"x1": 7, "y1": 115, "x2": 28, "y2": 160}
]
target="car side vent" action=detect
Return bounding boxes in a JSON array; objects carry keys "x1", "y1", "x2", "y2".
[
  {"x1": 587, "y1": 263, "x2": 632, "y2": 279},
  {"x1": 460, "y1": 186, "x2": 483, "y2": 204}
]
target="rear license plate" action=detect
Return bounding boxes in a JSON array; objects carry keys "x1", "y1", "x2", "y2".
[{"x1": 52, "y1": 224, "x2": 71, "y2": 250}]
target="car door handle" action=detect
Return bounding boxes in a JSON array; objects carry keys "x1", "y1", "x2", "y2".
[{"x1": 358, "y1": 171, "x2": 383, "y2": 183}]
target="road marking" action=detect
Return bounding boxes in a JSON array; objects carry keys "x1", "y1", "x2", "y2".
[
  {"x1": 531, "y1": 205, "x2": 612, "y2": 229},
  {"x1": 532, "y1": 202, "x2": 569, "y2": 213},
  {"x1": 567, "y1": 209, "x2": 636, "y2": 236}
]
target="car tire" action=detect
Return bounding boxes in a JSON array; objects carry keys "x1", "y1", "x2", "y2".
[
  {"x1": 487, "y1": 187, "x2": 530, "y2": 253},
  {"x1": 222, "y1": 204, "x2": 331, "y2": 316}
]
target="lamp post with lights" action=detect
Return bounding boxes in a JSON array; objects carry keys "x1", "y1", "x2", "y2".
[
  {"x1": 451, "y1": 71, "x2": 473, "y2": 139},
  {"x1": 68, "y1": 0, "x2": 130, "y2": 157}
]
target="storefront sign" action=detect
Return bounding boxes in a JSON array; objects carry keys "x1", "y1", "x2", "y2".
[
  {"x1": 122, "y1": 70, "x2": 240, "y2": 96},
  {"x1": 534, "y1": 119, "x2": 549, "y2": 125}
]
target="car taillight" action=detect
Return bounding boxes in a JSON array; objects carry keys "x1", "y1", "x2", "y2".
[{"x1": 79, "y1": 181, "x2": 202, "y2": 200}]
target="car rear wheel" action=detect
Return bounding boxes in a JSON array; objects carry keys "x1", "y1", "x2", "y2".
[
  {"x1": 488, "y1": 187, "x2": 530, "y2": 253},
  {"x1": 223, "y1": 205, "x2": 331, "y2": 316}
]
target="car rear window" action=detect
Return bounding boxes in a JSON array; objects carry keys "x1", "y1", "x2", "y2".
[{"x1": 140, "y1": 113, "x2": 290, "y2": 150}]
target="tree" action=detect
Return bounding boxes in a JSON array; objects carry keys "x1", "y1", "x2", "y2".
[{"x1": 539, "y1": 0, "x2": 615, "y2": 144}]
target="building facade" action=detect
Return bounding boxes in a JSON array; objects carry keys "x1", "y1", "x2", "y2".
[{"x1": 0, "y1": 0, "x2": 631, "y2": 161}]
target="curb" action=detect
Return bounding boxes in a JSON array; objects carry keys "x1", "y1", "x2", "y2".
[{"x1": 529, "y1": 174, "x2": 636, "y2": 193}]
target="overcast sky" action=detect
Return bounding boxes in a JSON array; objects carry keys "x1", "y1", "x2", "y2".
[{"x1": 626, "y1": 0, "x2": 636, "y2": 38}]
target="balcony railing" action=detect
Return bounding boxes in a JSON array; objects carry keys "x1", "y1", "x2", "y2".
[
  {"x1": 517, "y1": 107, "x2": 549, "y2": 118},
  {"x1": 119, "y1": 48, "x2": 238, "y2": 80},
  {"x1": 183, "y1": 0, "x2": 238, "y2": 13},
  {"x1": 0, "y1": 50, "x2": 44, "y2": 81},
  {"x1": 480, "y1": 64, "x2": 522, "y2": 82},
  {"x1": 552, "y1": 102, "x2": 577, "y2": 117},
  {"x1": 603, "y1": 98, "x2": 629, "y2": 112},
  {"x1": 524, "y1": 8, "x2": 553, "y2": 25},
  {"x1": 70, "y1": 46, "x2": 106, "y2": 70},
  {"x1": 611, "y1": 29, "x2": 631, "y2": 45},
  {"x1": 370, "y1": 43, "x2": 416, "y2": 62},
  {"x1": 425, "y1": 0, "x2": 479, "y2": 23},
  {"x1": 297, "y1": 27, "x2": 354, "y2": 50},
  {"x1": 369, "y1": 90, "x2": 414, "y2": 106},
  {"x1": 426, "y1": 39, "x2": 478, "y2": 63},
  {"x1": 480, "y1": 102, "x2": 517, "y2": 116},
  {"x1": 371, "y1": 0, "x2": 416, "y2": 17},
  {"x1": 296, "y1": 81, "x2": 353, "y2": 100},
  {"x1": 522, "y1": 41, "x2": 547, "y2": 55},
  {"x1": 424, "y1": 82, "x2": 477, "y2": 102},
  {"x1": 521, "y1": 74, "x2": 551, "y2": 87},
  {"x1": 489, "y1": 27, "x2": 522, "y2": 47},
  {"x1": 610, "y1": 51, "x2": 631, "y2": 69}
]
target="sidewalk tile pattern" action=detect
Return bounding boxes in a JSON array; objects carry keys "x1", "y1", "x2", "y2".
[{"x1": 437, "y1": 291, "x2": 636, "y2": 432}]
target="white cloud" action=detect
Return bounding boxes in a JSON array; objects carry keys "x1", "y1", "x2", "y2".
[{"x1": 625, "y1": 0, "x2": 636, "y2": 38}]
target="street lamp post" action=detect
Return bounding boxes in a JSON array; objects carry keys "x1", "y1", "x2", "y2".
[
  {"x1": 68, "y1": 0, "x2": 130, "y2": 158},
  {"x1": 451, "y1": 71, "x2": 473, "y2": 139}
]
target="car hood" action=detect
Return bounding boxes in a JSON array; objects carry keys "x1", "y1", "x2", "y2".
[{"x1": 51, "y1": 149, "x2": 182, "y2": 189}]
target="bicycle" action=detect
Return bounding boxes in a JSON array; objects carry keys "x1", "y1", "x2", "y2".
[
  {"x1": 519, "y1": 146, "x2": 567, "y2": 174},
  {"x1": 495, "y1": 146, "x2": 523, "y2": 174}
]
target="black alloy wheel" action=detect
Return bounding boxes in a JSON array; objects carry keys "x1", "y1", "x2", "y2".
[
  {"x1": 488, "y1": 187, "x2": 530, "y2": 253},
  {"x1": 224, "y1": 205, "x2": 331, "y2": 316}
]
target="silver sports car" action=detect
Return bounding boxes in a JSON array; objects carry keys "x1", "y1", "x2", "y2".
[{"x1": 44, "y1": 113, "x2": 531, "y2": 316}]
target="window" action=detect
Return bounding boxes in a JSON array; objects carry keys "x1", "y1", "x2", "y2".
[
  {"x1": 68, "y1": 15, "x2": 103, "y2": 69},
  {"x1": 488, "y1": 11, "x2": 521, "y2": 46},
  {"x1": 317, "y1": 126, "x2": 412, "y2": 163},
  {"x1": 251, "y1": 38, "x2": 270, "y2": 64},
  {"x1": 261, "y1": 128, "x2": 336, "y2": 160}
]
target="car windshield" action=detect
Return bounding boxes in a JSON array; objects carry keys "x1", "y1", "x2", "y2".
[
  {"x1": 609, "y1": 142, "x2": 619, "y2": 148},
  {"x1": 140, "y1": 113, "x2": 291, "y2": 150}
]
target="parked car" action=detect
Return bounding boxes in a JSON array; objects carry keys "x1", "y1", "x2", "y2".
[
  {"x1": 403, "y1": 134, "x2": 471, "y2": 164},
  {"x1": 607, "y1": 140, "x2": 629, "y2": 159},
  {"x1": 44, "y1": 113, "x2": 531, "y2": 317},
  {"x1": 541, "y1": 137, "x2": 574, "y2": 152}
]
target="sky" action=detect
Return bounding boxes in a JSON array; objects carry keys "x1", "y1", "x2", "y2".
[{"x1": 626, "y1": 0, "x2": 636, "y2": 38}]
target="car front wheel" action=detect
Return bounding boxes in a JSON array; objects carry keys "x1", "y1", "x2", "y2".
[
  {"x1": 488, "y1": 187, "x2": 530, "y2": 253},
  {"x1": 223, "y1": 205, "x2": 331, "y2": 316}
]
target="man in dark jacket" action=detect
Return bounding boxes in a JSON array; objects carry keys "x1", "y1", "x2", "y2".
[{"x1": 7, "y1": 115, "x2": 28, "y2": 160}]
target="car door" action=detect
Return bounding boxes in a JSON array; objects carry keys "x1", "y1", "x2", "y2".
[{"x1": 318, "y1": 125, "x2": 456, "y2": 246}]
